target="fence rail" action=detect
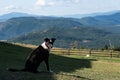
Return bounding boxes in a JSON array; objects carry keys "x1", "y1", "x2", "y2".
[{"x1": 51, "y1": 48, "x2": 120, "y2": 58}]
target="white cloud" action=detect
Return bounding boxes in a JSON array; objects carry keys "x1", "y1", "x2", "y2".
[
  {"x1": 35, "y1": 0, "x2": 55, "y2": 7},
  {"x1": 0, "y1": 5, "x2": 15, "y2": 12},
  {"x1": 74, "y1": 0, "x2": 81, "y2": 3},
  {"x1": 36, "y1": 0, "x2": 46, "y2": 6},
  {"x1": 48, "y1": 2, "x2": 55, "y2": 6},
  {"x1": 0, "y1": 5, "x2": 23, "y2": 14},
  {"x1": 4, "y1": 5, "x2": 16, "y2": 10},
  {"x1": 55, "y1": 0, "x2": 81, "y2": 3}
]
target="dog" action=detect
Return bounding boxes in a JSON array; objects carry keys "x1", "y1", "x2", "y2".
[{"x1": 7, "y1": 38, "x2": 56, "y2": 73}]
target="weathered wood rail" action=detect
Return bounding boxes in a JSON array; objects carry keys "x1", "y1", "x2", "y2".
[{"x1": 51, "y1": 48, "x2": 120, "y2": 58}]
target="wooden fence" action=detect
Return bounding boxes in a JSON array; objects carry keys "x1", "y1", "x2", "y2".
[
  {"x1": 51, "y1": 48, "x2": 120, "y2": 58},
  {"x1": 1, "y1": 41, "x2": 120, "y2": 58}
]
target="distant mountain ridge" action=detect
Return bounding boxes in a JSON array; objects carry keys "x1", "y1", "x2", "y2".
[
  {"x1": 0, "y1": 12, "x2": 32, "y2": 22},
  {"x1": 64, "y1": 10, "x2": 120, "y2": 18},
  {"x1": 1, "y1": 11, "x2": 120, "y2": 40},
  {"x1": 0, "y1": 17, "x2": 82, "y2": 39},
  {"x1": 1, "y1": 10, "x2": 119, "y2": 21},
  {"x1": 9, "y1": 27, "x2": 120, "y2": 48},
  {"x1": 0, "y1": 11, "x2": 120, "y2": 48},
  {"x1": 79, "y1": 12, "x2": 120, "y2": 26}
]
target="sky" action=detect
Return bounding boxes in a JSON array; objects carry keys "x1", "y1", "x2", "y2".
[{"x1": 0, "y1": 0, "x2": 120, "y2": 16}]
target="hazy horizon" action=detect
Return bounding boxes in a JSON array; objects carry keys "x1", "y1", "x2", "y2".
[{"x1": 0, "y1": 0, "x2": 120, "y2": 16}]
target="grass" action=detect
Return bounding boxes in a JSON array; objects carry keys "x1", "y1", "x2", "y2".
[
  {"x1": 0, "y1": 42, "x2": 120, "y2": 80},
  {"x1": 61, "y1": 55, "x2": 120, "y2": 80}
]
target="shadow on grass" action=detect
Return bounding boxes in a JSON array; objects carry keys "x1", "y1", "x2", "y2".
[
  {"x1": 4, "y1": 54, "x2": 95, "y2": 80},
  {"x1": 32, "y1": 53, "x2": 95, "y2": 80},
  {"x1": 50, "y1": 54, "x2": 96, "y2": 73},
  {"x1": 0, "y1": 44, "x2": 96, "y2": 80},
  {"x1": 49, "y1": 54, "x2": 96, "y2": 80}
]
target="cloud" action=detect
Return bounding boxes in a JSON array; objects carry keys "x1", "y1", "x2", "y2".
[
  {"x1": 35, "y1": 0, "x2": 46, "y2": 6},
  {"x1": 74, "y1": 0, "x2": 81, "y2": 3},
  {"x1": 4, "y1": 5, "x2": 20, "y2": 10},
  {"x1": 35, "y1": 0, "x2": 80, "y2": 7},
  {"x1": 54, "y1": 0, "x2": 81, "y2": 3},
  {"x1": 0, "y1": 5, "x2": 23, "y2": 14},
  {"x1": 47, "y1": 2, "x2": 55, "y2": 6},
  {"x1": 4, "y1": 5, "x2": 15, "y2": 10}
]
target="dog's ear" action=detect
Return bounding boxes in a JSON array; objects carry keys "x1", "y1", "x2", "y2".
[
  {"x1": 44, "y1": 38, "x2": 50, "y2": 42},
  {"x1": 50, "y1": 38, "x2": 56, "y2": 44},
  {"x1": 51, "y1": 38, "x2": 56, "y2": 42}
]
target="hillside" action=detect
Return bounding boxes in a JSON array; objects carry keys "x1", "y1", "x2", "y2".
[
  {"x1": 8, "y1": 27, "x2": 120, "y2": 48},
  {"x1": 1, "y1": 12, "x2": 120, "y2": 40},
  {"x1": 79, "y1": 12, "x2": 120, "y2": 33},
  {"x1": 0, "y1": 42, "x2": 120, "y2": 80},
  {"x1": 79, "y1": 12, "x2": 120, "y2": 26},
  {"x1": 0, "y1": 12, "x2": 120, "y2": 48},
  {"x1": 0, "y1": 17, "x2": 82, "y2": 39}
]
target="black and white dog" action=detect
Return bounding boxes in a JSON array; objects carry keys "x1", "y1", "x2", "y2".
[{"x1": 8, "y1": 38, "x2": 56, "y2": 73}]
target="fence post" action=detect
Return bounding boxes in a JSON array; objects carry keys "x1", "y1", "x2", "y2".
[
  {"x1": 110, "y1": 50, "x2": 113, "y2": 58},
  {"x1": 89, "y1": 49, "x2": 92, "y2": 56},
  {"x1": 86, "y1": 49, "x2": 92, "y2": 57},
  {"x1": 68, "y1": 48, "x2": 70, "y2": 55}
]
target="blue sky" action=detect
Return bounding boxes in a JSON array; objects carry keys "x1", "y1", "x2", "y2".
[{"x1": 0, "y1": 0, "x2": 120, "y2": 16}]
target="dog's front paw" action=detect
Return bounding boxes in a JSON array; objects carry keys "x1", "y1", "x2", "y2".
[{"x1": 49, "y1": 70, "x2": 53, "y2": 73}]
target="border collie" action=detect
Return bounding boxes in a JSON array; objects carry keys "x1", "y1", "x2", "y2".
[{"x1": 7, "y1": 38, "x2": 56, "y2": 73}]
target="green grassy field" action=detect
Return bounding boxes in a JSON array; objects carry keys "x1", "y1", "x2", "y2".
[{"x1": 0, "y1": 42, "x2": 120, "y2": 80}]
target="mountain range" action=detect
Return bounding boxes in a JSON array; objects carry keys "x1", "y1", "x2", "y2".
[
  {"x1": 0, "y1": 11, "x2": 120, "y2": 48},
  {"x1": 9, "y1": 27, "x2": 120, "y2": 48},
  {"x1": 0, "y1": 12, "x2": 33, "y2": 22},
  {"x1": 1, "y1": 10, "x2": 120, "y2": 21},
  {"x1": 0, "y1": 17, "x2": 82, "y2": 39},
  {"x1": 63, "y1": 10, "x2": 120, "y2": 18}
]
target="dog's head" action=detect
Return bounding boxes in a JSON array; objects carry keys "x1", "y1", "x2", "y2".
[{"x1": 43, "y1": 38, "x2": 56, "y2": 48}]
